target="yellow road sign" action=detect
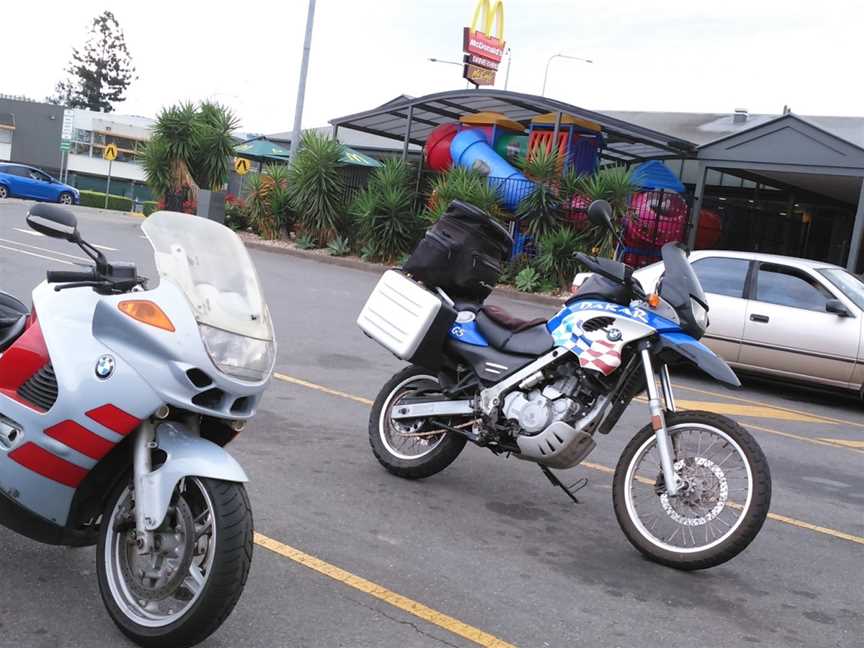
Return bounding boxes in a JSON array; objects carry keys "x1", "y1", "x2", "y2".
[
  {"x1": 234, "y1": 157, "x2": 251, "y2": 176},
  {"x1": 103, "y1": 143, "x2": 118, "y2": 161}
]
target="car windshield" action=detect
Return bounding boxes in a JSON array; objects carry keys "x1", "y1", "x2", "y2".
[
  {"x1": 141, "y1": 211, "x2": 273, "y2": 340},
  {"x1": 818, "y1": 268, "x2": 864, "y2": 310}
]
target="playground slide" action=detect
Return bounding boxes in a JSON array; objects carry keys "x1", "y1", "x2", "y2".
[{"x1": 449, "y1": 129, "x2": 533, "y2": 211}]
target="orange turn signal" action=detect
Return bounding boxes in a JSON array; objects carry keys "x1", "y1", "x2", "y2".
[
  {"x1": 647, "y1": 293, "x2": 661, "y2": 308},
  {"x1": 118, "y1": 300, "x2": 175, "y2": 332}
]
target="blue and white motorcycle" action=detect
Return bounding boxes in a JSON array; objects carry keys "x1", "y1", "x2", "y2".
[{"x1": 359, "y1": 200, "x2": 771, "y2": 570}]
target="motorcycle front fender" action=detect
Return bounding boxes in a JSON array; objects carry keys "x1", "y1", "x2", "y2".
[
  {"x1": 656, "y1": 332, "x2": 741, "y2": 388},
  {"x1": 138, "y1": 421, "x2": 248, "y2": 531}
]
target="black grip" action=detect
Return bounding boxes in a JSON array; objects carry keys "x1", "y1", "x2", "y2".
[{"x1": 46, "y1": 269, "x2": 96, "y2": 283}]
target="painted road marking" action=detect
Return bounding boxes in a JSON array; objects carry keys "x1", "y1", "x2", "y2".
[
  {"x1": 272, "y1": 373, "x2": 864, "y2": 547},
  {"x1": 0, "y1": 237, "x2": 90, "y2": 262},
  {"x1": 673, "y1": 398, "x2": 834, "y2": 424},
  {"x1": 819, "y1": 438, "x2": 864, "y2": 449},
  {"x1": 672, "y1": 382, "x2": 864, "y2": 430},
  {"x1": 255, "y1": 533, "x2": 516, "y2": 648},
  {"x1": 13, "y1": 227, "x2": 44, "y2": 237},
  {"x1": 633, "y1": 396, "x2": 861, "y2": 454},
  {"x1": 0, "y1": 243, "x2": 74, "y2": 266}
]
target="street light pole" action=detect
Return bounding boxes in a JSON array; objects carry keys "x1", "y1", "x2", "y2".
[
  {"x1": 503, "y1": 47, "x2": 512, "y2": 90},
  {"x1": 541, "y1": 53, "x2": 593, "y2": 96},
  {"x1": 289, "y1": 0, "x2": 316, "y2": 165},
  {"x1": 428, "y1": 57, "x2": 470, "y2": 89}
]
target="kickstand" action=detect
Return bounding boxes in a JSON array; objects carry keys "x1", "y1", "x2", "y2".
[{"x1": 539, "y1": 465, "x2": 588, "y2": 505}]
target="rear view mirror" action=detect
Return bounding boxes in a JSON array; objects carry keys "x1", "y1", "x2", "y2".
[
  {"x1": 587, "y1": 200, "x2": 614, "y2": 231},
  {"x1": 825, "y1": 299, "x2": 852, "y2": 317},
  {"x1": 26, "y1": 203, "x2": 78, "y2": 241}
]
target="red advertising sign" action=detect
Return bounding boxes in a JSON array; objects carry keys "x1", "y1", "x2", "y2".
[
  {"x1": 464, "y1": 52, "x2": 499, "y2": 71},
  {"x1": 463, "y1": 27, "x2": 505, "y2": 63},
  {"x1": 463, "y1": 64, "x2": 496, "y2": 86}
]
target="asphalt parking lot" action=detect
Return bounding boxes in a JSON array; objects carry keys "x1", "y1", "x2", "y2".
[{"x1": 0, "y1": 200, "x2": 862, "y2": 648}]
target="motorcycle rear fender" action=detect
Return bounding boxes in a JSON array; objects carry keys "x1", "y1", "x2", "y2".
[
  {"x1": 657, "y1": 332, "x2": 741, "y2": 388},
  {"x1": 138, "y1": 420, "x2": 248, "y2": 531}
]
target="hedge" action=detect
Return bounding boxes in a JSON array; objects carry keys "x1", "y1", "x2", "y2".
[
  {"x1": 78, "y1": 190, "x2": 133, "y2": 212},
  {"x1": 142, "y1": 201, "x2": 158, "y2": 216}
]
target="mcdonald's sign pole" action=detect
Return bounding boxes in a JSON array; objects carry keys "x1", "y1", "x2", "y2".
[{"x1": 462, "y1": 0, "x2": 506, "y2": 87}]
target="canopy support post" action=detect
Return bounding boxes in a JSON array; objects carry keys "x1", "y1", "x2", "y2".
[
  {"x1": 402, "y1": 105, "x2": 414, "y2": 162},
  {"x1": 847, "y1": 178, "x2": 864, "y2": 271},
  {"x1": 686, "y1": 162, "x2": 707, "y2": 251}
]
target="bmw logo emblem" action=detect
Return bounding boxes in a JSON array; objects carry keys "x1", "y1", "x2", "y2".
[
  {"x1": 606, "y1": 327, "x2": 623, "y2": 342},
  {"x1": 95, "y1": 355, "x2": 115, "y2": 379}
]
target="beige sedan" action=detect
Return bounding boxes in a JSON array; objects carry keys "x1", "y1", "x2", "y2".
[{"x1": 626, "y1": 251, "x2": 864, "y2": 394}]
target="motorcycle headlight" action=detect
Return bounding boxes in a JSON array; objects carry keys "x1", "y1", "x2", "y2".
[
  {"x1": 199, "y1": 324, "x2": 275, "y2": 382},
  {"x1": 690, "y1": 297, "x2": 709, "y2": 330}
]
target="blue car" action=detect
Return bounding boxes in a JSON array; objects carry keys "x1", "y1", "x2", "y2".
[{"x1": 0, "y1": 163, "x2": 80, "y2": 205}]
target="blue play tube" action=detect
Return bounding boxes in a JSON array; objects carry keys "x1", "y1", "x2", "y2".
[{"x1": 450, "y1": 129, "x2": 533, "y2": 211}]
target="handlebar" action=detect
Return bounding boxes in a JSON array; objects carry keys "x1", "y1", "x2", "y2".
[{"x1": 46, "y1": 269, "x2": 97, "y2": 283}]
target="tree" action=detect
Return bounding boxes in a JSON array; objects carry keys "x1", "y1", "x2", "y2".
[
  {"x1": 50, "y1": 11, "x2": 136, "y2": 112},
  {"x1": 142, "y1": 101, "x2": 240, "y2": 207}
]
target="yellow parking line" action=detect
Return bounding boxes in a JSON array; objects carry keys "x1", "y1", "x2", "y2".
[
  {"x1": 818, "y1": 438, "x2": 864, "y2": 449},
  {"x1": 672, "y1": 382, "x2": 864, "y2": 430},
  {"x1": 273, "y1": 372, "x2": 864, "y2": 548},
  {"x1": 273, "y1": 372, "x2": 374, "y2": 406},
  {"x1": 673, "y1": 399, "x2": 833, "y2": 424},
  {"x1": 254, "y1": 533, "x2": 516, "y2": 648}
]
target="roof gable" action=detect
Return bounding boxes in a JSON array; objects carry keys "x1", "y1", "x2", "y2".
[{"x1": 698, "y1": 114, "x2": 864, "y2": 171}]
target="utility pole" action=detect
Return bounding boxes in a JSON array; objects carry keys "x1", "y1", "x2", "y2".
[{"x1": 289, "y1": 0, "x2": 316, "y2": 164}]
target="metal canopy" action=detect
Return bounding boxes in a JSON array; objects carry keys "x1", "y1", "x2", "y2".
[{"x1": 330, "y1": 89, "x2": 697, "y2": 162}]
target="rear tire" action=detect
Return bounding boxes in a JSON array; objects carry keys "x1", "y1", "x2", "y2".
[
  {"x1": 0, "y1": 185, "x2": 8, "y2": 199},
  {"x1": 97, "y1": 477, "x2": 253, "y2": 648},
  {"x1": 369, "y1": 365, "x2": 468, "y2": 479},
  {"x1": 612, "y1": 411, "x2": 771, "y2": 570}
]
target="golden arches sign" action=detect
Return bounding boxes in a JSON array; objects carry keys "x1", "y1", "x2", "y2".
[{"x1": 470, "y1": 0, "x2": 504, "y2": 41}]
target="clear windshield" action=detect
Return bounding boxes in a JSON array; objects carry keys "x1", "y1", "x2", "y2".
[
  {"x1": 142, "y1": 211, "x2": 273, "y2": 341},
  {"x1": 819, "y1": 268, "x2": 864, "y2": 310},
  {"x1": 659, "y1": 243, "x2": 707, "y2": 307}
]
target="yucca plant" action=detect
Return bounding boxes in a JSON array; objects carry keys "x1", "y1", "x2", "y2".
[
  {"x1": 574, "y1": 165, "x2": 637, "y2": 258},
  {"x1": 352, "y1": 159, "x2": 424, "y2": 263},
  {"x1": 288, "y1": 131, "x2": 345, "y2": 244},
  {"x1": 516, "y1": 146, "x2": 564, "y2": 238},
  {"x1": 535, "y1": 226, "x2": 588, "y2": 291},
  {"x1": 426, "y1": 166, "x2": 502, "y2": 221}
]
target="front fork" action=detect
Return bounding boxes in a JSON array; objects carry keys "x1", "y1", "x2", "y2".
[
  {"x1": 133, "y1": 420, "x2": 157, "y2": 554},
  {"x1": 639, "y1": 343, "x2": 682, "y2": 497}
]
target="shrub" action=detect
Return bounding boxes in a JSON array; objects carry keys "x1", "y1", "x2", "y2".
[
  {"x1": 295, "y1": 232, "x2": 318, "y2": 249},
  {"x1": 516, "y1": 147, "x2": 564, "y2": 239},
  {"x1": 288, "y1": 131, "x2": 345, "y2": 243},
  {"x1": 78, "y1": 190, "x2": 133, "y2": 212},
  {"x1": 243, "y1": 171, "x2": 290, "y2": 239},
  {"x1": 224, "y1": 193, "x2": 249, "y2": 231},
  {"x1": 514, "y1": 266, "x2": 542, "y2": 293},
  {"x1": 352, "y1": 159, "x2": 424, "y2": 263},
  {"x1": 426, "y1": 166, "x2": 502, "y2": 221},
  {"x1": 327, "y1": 236, "x2": 351, "y2": 257},
  {"x1": 535, "y1": 226, "x2": 588, "y2": 291},
  {"x1": 573, "y1": 165, "x2": 637, "y2": 258},
  {"x1": 501, "y1": 253, "x2": 532, "y2": 285},
  {"x1": 142, "y1": 201, "x2": 158, "y2": 216}
]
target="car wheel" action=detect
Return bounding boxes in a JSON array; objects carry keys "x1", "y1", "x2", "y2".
[
  {"x1": 58, "y1": 192, "x2": 74, "y2": 205},
  {"x1": 0, "y1": 185, "x2": 8, "y2": 199}
]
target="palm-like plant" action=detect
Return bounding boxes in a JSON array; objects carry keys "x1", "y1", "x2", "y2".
[
  {"x1": 574, "y1": 165, "x2": 637, "y2": 258},
  {"x1": 287, "y1": 131, "x2": 345, "y2": 244},
  {"x1": 516, "y1": 146, "x2": 564, "y2": 238},
  {"x1": 352, "y1": 159, "x2": 424, "y2": 263},
  {"x1": 427, "y1": 166, "x2": 502, "y2": 221},
  {"x1": 143, "y1": 101, "x2": 239, "y2": 201},
  {"x1": 535, "y1": 226, "x2": 588, "y2": 291}
]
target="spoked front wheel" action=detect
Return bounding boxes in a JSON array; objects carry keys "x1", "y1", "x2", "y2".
[
  {"x1": 97, "y1": 477, "x2": 253, "y2": 648},
  {"x1": 613, "y1": 411, "x2": 771, "y2": 570},
  {"x1": 369, "y1": 365, "x2": 469, "y2": 479}
]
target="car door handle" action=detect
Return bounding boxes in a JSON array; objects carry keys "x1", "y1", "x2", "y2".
[{"x1": 750, "y1": 314, "x2": 770, "y2": 323}]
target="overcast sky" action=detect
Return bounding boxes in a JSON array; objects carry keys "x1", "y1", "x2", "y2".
[{"x1": 5, "y1": 0, "x2": 863, "y2": 134}]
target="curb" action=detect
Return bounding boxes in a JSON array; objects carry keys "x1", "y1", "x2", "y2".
[{"x1": 242, "y1": 239, "x2": 566, "y2": 306}]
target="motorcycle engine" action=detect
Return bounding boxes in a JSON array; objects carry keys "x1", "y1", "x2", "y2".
[{"x1": 502, "y1": 376, "x2": 582, "y2": 435}]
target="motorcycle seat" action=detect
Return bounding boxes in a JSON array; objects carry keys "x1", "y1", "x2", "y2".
[
  {"x1": 0, "y1": 291, "x2": 29, "y2": 353},
  {"x1": 475, "y1": 306, "x2": 554, "y2": 356}
]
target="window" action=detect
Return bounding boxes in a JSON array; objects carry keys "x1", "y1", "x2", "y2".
[
  {"x1": 29, "y1": 169, "x2": 50, "y2": 182},
  {"x1": 756, "y1": 264, "x2": 833, "y2": 311},
  {"x1": 819, "y1": 268, "x2": 864, "y2": 311},
  {"x1": 692, "y1": 257, "x2": 750, "y2": 298},
  {"x1": 5, "y1": 166, "x2": 30, "y2": 177},
  {"x1": 0, "y1": 128, "x2": 11, "y2": 145}
]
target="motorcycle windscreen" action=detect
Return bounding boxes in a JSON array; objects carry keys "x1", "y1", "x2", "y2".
[
  {"x1": 658, "y1": 243, "x2": 707, "y2": 307},
  {"x1": 142, "y1": 211, "x2": 273, "y2": 341}
]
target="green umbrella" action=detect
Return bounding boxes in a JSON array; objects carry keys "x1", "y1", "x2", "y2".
[
  {"x1": 233, "y1": 137, "x2": 292, "y2": 160},
  {"x1": 339, "y1": 146, "x2": 382, "y2": 167}
]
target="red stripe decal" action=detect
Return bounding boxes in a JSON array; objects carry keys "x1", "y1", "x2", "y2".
[
  {"x1": 0, "y1": 320, "x2": 49, "y2": 392},
  {"x1": 9, "y1": 443, "x2": 88, "y2": 488},
  {"x1": 86, "y1": 405, "x2": 140, "y2": 436},
  {"x1": 44, "y1": 420, "x2": 115, "y2": 460}
]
